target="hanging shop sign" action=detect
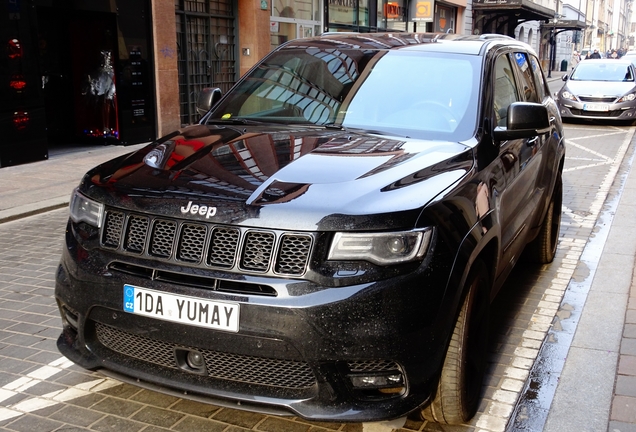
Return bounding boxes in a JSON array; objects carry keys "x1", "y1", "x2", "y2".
[{"x1": 410, "y1": 0, "x2": 433, "y2": 22}]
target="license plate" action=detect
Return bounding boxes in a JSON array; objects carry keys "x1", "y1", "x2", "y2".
[
  {"x1": 583, "y1": 103, "x2": 609, "y2": 112},
  {"x1": 123, "y1": 284, "x2": 239, "y2": 332}
]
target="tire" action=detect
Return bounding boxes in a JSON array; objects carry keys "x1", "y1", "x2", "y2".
[
  {"x1": 420, "y1": 260, "x2": 490, "y2": 424},
  {"x1": 526, "y1": 175, "x2": 563, "y2": 264}
]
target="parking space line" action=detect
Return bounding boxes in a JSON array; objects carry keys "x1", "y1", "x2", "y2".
[
  {"x1": 0, "y1": 357, "x2": 73, "y2": 405},
  {"x1": 0, "y1": 355, "x2": 122, "y2": 423}
]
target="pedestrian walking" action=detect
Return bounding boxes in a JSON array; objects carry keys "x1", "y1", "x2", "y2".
[
  {"x1": 589, "y1": 49, "x2": 601, "y2": 59},
  {"x1": 571, "y1": 50, "x2": 581, "y2": 69}
]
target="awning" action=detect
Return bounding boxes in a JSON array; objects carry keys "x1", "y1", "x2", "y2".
[
  {"x1": 547, "y1": 18, "x2": 586, "y2": 31},
  {"x1": 473, "y1": 0, "x2": 554, "y2": 23}
]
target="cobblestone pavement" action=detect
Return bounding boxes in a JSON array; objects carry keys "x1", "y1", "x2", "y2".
[
  {"x1": 509, "y1": 122, "x2": 636, "y2": 431},
  {"x1": 0, "y1": 122, "x2": 633, "y2": 432}
]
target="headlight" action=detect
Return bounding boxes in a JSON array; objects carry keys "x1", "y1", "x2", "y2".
[
  {"x1": 69, "y1": 188, "x2": 104, "y2": 228},
  {"x1": 561, "y1": 91, "x2": 577, "y2": 101},
  {"x1": 617, "y1": 93, "x2": 636, "y2": 103},
  {"x1": 328, "y1": 228, "x2": 433, "y2": 265}
]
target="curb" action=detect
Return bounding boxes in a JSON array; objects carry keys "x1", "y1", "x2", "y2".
[{"x1": 0, "y1": 199, "x2": 68, "y2": 224}]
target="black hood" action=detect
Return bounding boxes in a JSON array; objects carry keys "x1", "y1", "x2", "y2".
[{"x1": 81, "y1": 124, "x2": 473, "y2": 231}]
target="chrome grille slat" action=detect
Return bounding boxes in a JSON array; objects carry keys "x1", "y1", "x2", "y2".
[
  {"x1": 150, "y1": 220, "x2": 177, "y2": 258},
  {"x1": 101, "y1": 209, "x2": 312, "y2": 277},
  {"x1": 103, "y1": 211, "x2": 124, "y2": 247},
  {"x1": 347, "y1": 360, "x2": 401, "y2": 373},
  {"x1": 208, "y1": 227, "x2": 239, "y2": 267},
  {"x1": 241, "y1": 231, "x2": 274, "y2": 271},
  {"x1": 276, "y1": 234, "x2": 312, "y2": 275},
  {"x1": 125, "y1": 215, "x2": 149, "y2": 253},
  {"x1": 578, "y1": 96, "x2": 615, "y2": 103},
  {"x1": 95, "y1": 322, "x2": 316, "y2": 389},
  {"x1": 178, "y1": 223, "x2": 207, "y2": 263}
]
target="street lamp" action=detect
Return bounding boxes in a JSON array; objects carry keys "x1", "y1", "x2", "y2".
[{"x1": 548, "y1": 15, "x2": 559, "y2": 78}]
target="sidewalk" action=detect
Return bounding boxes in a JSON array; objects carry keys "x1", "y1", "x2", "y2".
[
  {"x1": 0, "y1": 143, "x2": 146, "y2": 223},
  {"x1": 540, "y1": 139, "x2": 636, "y2": 432},
  {"x1": 541, "y1": 67, "x2": 636, "y2": 432},
  {"x1": 0, "y1": 98, "x2": 634, "y2": 432}
]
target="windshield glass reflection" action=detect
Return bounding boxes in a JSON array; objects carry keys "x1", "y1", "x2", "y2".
[
  {"x1": 208, "y1": 44, "x2": 481, "y2": 141},
  {"x1": 571, "y1": 62, "x2": 635, "y2": 82}
]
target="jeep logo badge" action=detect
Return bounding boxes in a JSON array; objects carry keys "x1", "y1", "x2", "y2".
[{"x1": 180, "y1": 201, "x2": 217, "y2": 219}]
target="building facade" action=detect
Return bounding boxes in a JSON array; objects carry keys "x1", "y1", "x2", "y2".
[{"x1": 1, "y1": 0, "x2": 632, "y2": 168}]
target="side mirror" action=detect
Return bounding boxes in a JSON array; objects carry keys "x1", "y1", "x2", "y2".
[
  {"x1": 562, "y1": 74, "x2": 568, "y2": 81},
  {"x1": 493, "y1": 102, "x2": 550, "y2": 141},
  {"x1": 196, "y1": 87, "x2": 223, "y2": 116}
]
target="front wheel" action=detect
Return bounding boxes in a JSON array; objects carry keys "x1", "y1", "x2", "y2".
[
  {"x1": 420, "y1": 260, "x2": 490, "y2": 424},
  {"x1": 525, "y1": 175, "x2": 563, "y2": 264}
]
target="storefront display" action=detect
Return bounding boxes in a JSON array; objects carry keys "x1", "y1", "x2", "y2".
[
  {"x1": 1, "y1": 0, "x2": 156, "y2": 155},
  {"x1": 0, "y1": 1, "x2": 48, "y2": 167}
]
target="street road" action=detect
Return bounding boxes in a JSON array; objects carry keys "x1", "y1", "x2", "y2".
[{"x1": 0, "y1": 117, "x2": 634, "y2": 432}]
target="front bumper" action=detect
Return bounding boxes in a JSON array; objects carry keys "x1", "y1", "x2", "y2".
[
  {"x1": 55, "y1": 220, "x2": 455, "y2": 422},
  {"x1": 557, "y1": 99, "x2": 636, "y2": 120}
]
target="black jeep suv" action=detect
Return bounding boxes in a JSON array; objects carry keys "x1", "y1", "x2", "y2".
[{"x1": 55, "y1": 32, "x2": 565, "y2": 425}]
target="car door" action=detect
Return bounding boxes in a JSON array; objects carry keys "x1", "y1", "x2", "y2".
[
  {"x1": 526, "y1": 52, "x2": 563, "y2": 213},
  {"x1": 493, "y1": 51, "x2": 544, "y2": 266}
]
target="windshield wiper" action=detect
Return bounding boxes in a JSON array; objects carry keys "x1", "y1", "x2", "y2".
[
  {"x1": 324, "y1": 123, "x2": 344, "y2": 130},
  {"x1": 325, "y1": 124, "x2": 410, "y2": 138},
  {"x1": 206, "y1": 118, "x2": 263, "y2": 125}
]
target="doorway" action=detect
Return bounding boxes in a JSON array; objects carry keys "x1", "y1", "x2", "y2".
[{"x1": 37, "y1": 8, "x2": 119, "y2": 144}]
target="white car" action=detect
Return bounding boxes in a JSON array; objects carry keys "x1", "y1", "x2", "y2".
[{"x1": 556, "y1": 59, "x2": 636, "y2": 121}]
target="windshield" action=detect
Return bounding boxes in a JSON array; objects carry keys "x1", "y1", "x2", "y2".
[
  {"x1": 571, "y1": 62, "x2": 634, "y2": 82},
  {"x1": 208, "y1": 46, "x2": 481, "y2": 141}
]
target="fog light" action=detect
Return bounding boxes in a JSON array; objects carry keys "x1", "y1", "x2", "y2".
[
  {"x1": 349, "y1": 373, "x2": 404, "y2": 389},
  {"x1": 175, "y1": 349, "x2": 207, "y2": 374},
  {"x1": 186, "y1": 351, "x2": 205, "y2": 370}
]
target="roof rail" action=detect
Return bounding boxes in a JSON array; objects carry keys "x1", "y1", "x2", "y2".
[
  {"x1": 479, "y1": 33, "x2": 515, "y2": 40},
  {"x1": 321, "y1": 31, "x2": 360, "y2": 35}
]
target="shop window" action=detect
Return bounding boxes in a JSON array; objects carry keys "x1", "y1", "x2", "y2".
[
  {"x1": 434, "y1": 4, "x2": 455, "y2": 33},
  {"x1": 270, "y1": 0, "x2": 322, "y2": 49},
  {"x1": 377, "y1": 0, "x2": 407, "y2": 31},
  {"x1": 272, "y1": 0, "x2": 317, "y2": 20},
  {"x1": 328, "y1": 0, "x2": 369, "y2": 26},
  {"x1": 176, "y1": 0, "x2": 236, "y2": 125}
]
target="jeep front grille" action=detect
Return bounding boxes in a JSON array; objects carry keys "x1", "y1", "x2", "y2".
[
  {"x1": 101, "y1": 209, "x2": 313, "y2": 276},
  {"x1": 95, "y1": 322, "x2": 316, "y2": 389}
]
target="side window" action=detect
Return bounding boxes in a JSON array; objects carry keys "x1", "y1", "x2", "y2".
[
  {"x1": 494, "y1": 54, "x2": 520, "y2": 127},
  {"x1": 529, "y1": 54, "x2": 547, "y2": 100},
  {"x1": 513, "y1": 52, "x2": 539, "y2": 103}
]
